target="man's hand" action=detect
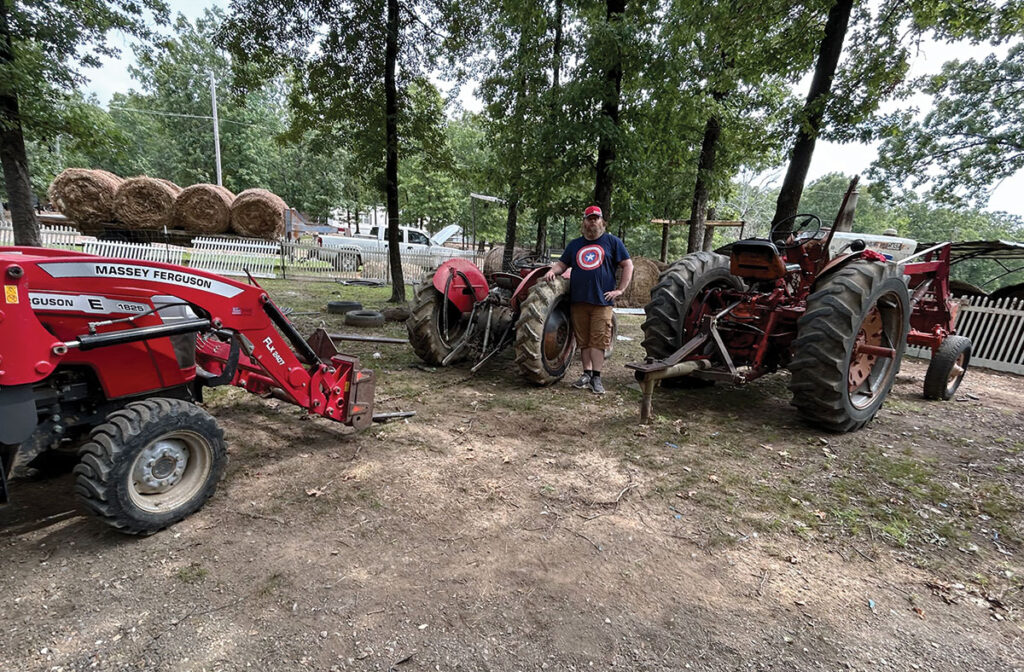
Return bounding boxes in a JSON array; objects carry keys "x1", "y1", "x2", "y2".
[
  {"x1": 604, "y1": 289, "x2": 624, "y2": 302},
  {"x1": 543, "y1": 269, "x2": 557, "y2": 282}
]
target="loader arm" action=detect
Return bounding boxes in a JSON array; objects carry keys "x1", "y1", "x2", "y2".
[{"x1": 0, "y1": 247, "x2": 374, "y2": 432}]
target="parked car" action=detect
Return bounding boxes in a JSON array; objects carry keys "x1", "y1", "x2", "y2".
[{"x1": 315, "y1": 224, "x2": 467, "y2": 271}]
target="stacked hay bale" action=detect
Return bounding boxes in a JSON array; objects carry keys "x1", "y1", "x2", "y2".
[
  {"x1": 48, "y1": 168, "x2": 124, "y2": 232},
  {"x1": 230, "y1": 188, "x2": 287, "y2": 240},
  {"x1": 174, "y1": 184, "x2": 235, "y2": 234},
  {"x1": 617, "y1": 256, "x2": 663, "y2": 308},
  {"x1": 482, "y1": 245, "x2": 531, "y2": 275},
  {"x1": 113, "y1": 176, "x2": 182, "y2": 230}
]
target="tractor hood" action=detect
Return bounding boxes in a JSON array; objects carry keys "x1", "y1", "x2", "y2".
[
  {"x1": 830, "y1": 231, "x2": 918, "y2": 262},
  {"x1": 431, "y1": 224, "x2": 461, "y2": 246}
]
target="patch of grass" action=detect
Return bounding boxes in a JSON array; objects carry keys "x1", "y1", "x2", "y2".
[{"x1": 176, "y1": 563, "x2": 208, "y2": 584}]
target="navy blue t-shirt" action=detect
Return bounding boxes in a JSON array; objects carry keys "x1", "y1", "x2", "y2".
[{"x1": 559, "y1": 233, "x2": 630, "y2": 306}]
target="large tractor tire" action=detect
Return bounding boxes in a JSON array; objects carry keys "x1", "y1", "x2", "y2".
[
  {"x1": 923, "y1": 334, "x2": 971, "y2": 400},
  {"x1": 514, "y1": 277, "x2": 576, "y2": 385},
  {"x1": 406, "y1": 277, "x2": 471, "y2": 365},
  {"x1": 641, "y1": 252, "x2": 744, "y2": 387},
  {"x1": 73, "y1": 398, "x2": 228, "y2": 535},
  {"x1": 789, "y1": 262, "x2": 911, "y2": 433}
]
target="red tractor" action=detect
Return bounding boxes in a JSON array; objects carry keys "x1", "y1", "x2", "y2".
[
  {"x1": 406, "y1": 257, "x2": 608, "y2": 384},
  {"x1": 1, "y1": 246, "x2": 377, "y2": 534},
  {"x1": 630, "y1": 181, "x2": 970, "y2": 432}
]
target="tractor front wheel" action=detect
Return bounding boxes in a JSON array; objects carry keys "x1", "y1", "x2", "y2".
[
  {"x1": 73, "y1": 398, "x2": 227, "y2": 535},
  {"x1": 406, "y1": 276, "x2": 471, "y2": 365},
  {"x1": 514, "y1": 277, "x2": 576, "y2": 385},
  {"x1": 789, "y1": 262, "x2": 910, "y2": 433},
  {"x1": 923, "y1": 335, "x2": 971, "y2": 400}
]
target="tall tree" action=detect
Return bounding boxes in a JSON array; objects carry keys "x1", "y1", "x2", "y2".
[
  {"x1": 871, "y1": 44, "x2": 1024, "y2": 208},
  {"x1": 223, "y1": 0, "x2": 478, "y2": 302},
  {"x1": 772, "y1": 0, "x2": 854, "y2": 226},
  {"x1": 592, "y1": 0, "x2": 626, "y2": 217},
  {"x1": 0, "y1": 0, "x2": 166, "y2": 245}
]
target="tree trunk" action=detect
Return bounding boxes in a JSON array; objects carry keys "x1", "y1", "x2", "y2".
[
  {"x1": 772, "y1": 0, "x2": 854, "y2": 225},
  {"x1": 534, "y1": 212, "x2": 547, "y2": 256},
  {"x1": 687, "y1": 113, "x2": 721, "y2": 253},
  {"x1": 593, "y1": 0, "x2": 625, "y2": 218},
  {"x1": 0, "y1": 2, "x2": 40, "y2": 246},
  {"x1": 385, "y1": 0, "x2": 405, "y2": 301},
  {"x1": 501, "y1": 195, "x2": 519, "y2": 271}
]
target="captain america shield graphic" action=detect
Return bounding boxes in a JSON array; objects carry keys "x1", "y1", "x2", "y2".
[{"x1": 577, "y1": 244, "x2": 604, "y2": 270}]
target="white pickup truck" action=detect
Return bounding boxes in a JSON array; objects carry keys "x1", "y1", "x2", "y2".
[{"x1": 315, "y1": 224, "x2": 466, "y2": 271}]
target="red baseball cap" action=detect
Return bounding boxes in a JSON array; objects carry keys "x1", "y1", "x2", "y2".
[{"x1": 584, "y1": 206, "x2": 602, "y2": 218}]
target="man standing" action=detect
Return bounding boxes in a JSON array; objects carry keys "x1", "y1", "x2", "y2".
[{"x1": 543, "y1": 205, "x2": 633, "y2": 394}]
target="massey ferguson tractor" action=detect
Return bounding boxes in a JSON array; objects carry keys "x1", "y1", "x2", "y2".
[
  {"x1": 406, "y1": 257, "x2": 610, "y2": 384},
  {"x1": 630, "y1": 180, "x2": 971, "y2": 433},
  {"x1": 1, "y1": 246, "x2": 377, "y2": 534}
]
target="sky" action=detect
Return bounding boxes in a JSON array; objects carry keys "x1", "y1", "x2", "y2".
[{"x1": 81, "y1": 0, "x2": 1024, "y2": 218}]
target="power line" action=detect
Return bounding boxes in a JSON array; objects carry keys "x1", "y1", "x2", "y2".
[{"x1": 108, "y1": 105, "x2": 257, "y2": 127}]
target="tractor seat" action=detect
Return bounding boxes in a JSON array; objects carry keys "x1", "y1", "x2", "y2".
[
  {"x1": 730, "y1": 239, "x2": 788, "y2": 280},
  {"x1": 491, "y1": 272, "x2": 522, "y2": 291}
]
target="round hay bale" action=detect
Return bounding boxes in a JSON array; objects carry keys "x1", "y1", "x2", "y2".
[
  {"x1": 48, "y1": 168, "x2": 123, "y2": 228},
  {"x1": 617, "y1": 256, "x2": 662, "y2": 308},
  {"x1": 482, "y1": 245, "x2": 531, "y2": 275},
  {"x1": 174, "y1": 184, "x2": 235, "y2": 234},
  {"x1": 113, "y1": 176, "x2": 182, "y2": 230},
  {"x1": 230, "y1": 188, "x2": 287, "y2": 239}
]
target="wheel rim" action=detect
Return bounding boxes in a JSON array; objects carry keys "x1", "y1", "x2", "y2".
[
  {"x1": 847, "y1": 293, "x2": 905, "y2": 410},
  {"x1": 127, "y1": 430, "x2": 214, "y2": 513},
  {"x1": 541, "y1": 301, "x2": 574, "y2": 375},
  {"x1": 682, "y1": 283, "x2": 734, "y2": 346},
  {"x1": 946, "y1": 352, "x2": 967, "y2": 394}
]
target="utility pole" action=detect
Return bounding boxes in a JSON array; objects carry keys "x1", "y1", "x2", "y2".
[{"x1": 209, "y1": 72, "x2": 222, "y2": 186}]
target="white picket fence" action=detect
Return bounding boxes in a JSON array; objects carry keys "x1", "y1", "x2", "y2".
[
  {"x1": 188, "y1": 236, "x2": 280, "y2": 278},
  {"x1": 83, "y1": 239, "x2": 185, "y2": 265},
  {"x1": 907, "y1": 296, "x2": 1024, "y2": 375},
  {"x1": 0, "y1": 224, "x2": 84, "y2": 249}
]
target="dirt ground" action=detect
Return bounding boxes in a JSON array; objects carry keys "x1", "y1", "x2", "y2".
[{"x1": 3, "y1": 280, "x2": 1024, "y2": 672}]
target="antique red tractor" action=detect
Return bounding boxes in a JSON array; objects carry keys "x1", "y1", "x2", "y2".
[
  {"x1": 1, "y1": 246, "x2": 377, "y2": 534},
  {"x1": 630, "y1": 181, "x2": 970, "y2": 432},
  {"x1": 407, "y1": 257, "x2": 611, "y2": 384}
]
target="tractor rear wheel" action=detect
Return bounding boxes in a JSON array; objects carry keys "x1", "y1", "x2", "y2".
[
  {"x1": 789, "y1": 262, "x2": 910, "y2": 433},
  {"x1": 514, "y1": 277, "x2": 576, "y2": 385},
  {"x1": 406, "y1": 277, "x2": 471, "y2": 365},
  {"x1": 73, "y1": 398, "x2": 227, "y2": 535},
  {"x1": 923, "y1": 335, "x2": 971, "y2": 400},
  {"x1": 641, "y1": 252, "x2": 744, "y2": 387}
]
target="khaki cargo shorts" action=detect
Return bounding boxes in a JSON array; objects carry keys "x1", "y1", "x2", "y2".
[{"x1": 571, "y1": 303, "x2": 614, "y2": 350}]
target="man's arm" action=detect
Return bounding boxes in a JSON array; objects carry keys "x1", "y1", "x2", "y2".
[
  {"x1": 543, "y1": 260, "x2": 569, "y2": 281},
  {"x1": 604, "y1": 258, "x2": 633, "y2": 302}
]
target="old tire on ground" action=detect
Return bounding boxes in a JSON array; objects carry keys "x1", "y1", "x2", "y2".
[
  {"x1": 789, "y1": 262, "x2": 910, "y2": 433},
  {"x1": 327, "y1": 300, "x2": 362, "y2": 315},
  {"x1": 344, "y1": 310, "x2": 385, "y2": 328},
  {"x1": 923, "y1": 335, "x2": 972, "y2": 401},
  {"x1": 73, "y1": 398, "x2": 227, "y2": 535},
  {"x1": 406, "y1": 277, "x2": 471, "y2": 365},
  {"x1": 641, "y1": 252, "x2": 744, "y2": 388},
  {"x1": 514, "y1": 277, "x2": 575, "y2": 385}
]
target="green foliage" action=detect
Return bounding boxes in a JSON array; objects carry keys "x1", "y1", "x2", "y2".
[{"x1": 871, "y1": 44, "x2": 1024, "y2": 209}]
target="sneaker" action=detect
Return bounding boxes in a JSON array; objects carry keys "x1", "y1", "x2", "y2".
[
  {"x1": 571, "y1": 372, "x2": 592, "y2": 389},
  {"x1": 590, "y1": 377, "x2": 606, "y2": 395}
]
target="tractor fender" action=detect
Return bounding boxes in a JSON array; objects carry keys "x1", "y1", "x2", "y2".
[
  {"x1": 813, "y1": 251, "x2": 887, "y2": 291},
  {"x1": 431, "y1": 258, "x2": 489, "y2": 313},
  {"x1": 511, "y1": 266, "x2": 563, "y2": 312}
]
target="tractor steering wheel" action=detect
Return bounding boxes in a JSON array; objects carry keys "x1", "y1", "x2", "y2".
[{"x1": 769, "y1": 214, "x2": 822, "y2": 250}]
